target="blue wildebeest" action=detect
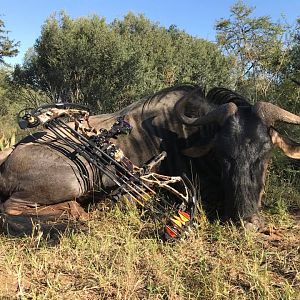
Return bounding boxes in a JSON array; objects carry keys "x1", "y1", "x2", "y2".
[{"x1": 0, "y1": 85, "x2": 299, "y2": 234}]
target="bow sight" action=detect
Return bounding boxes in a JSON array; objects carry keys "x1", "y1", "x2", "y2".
[
  {"x1": 17, "y1": 103, "x2": 90, "y2": 129},
  {"x1": 17, "y1": 103, "x2": 198, "y2": 241}
]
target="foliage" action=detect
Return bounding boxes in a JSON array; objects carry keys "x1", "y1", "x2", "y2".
[
  {"x1": 0, "y1": 18, "x2": 19, "y2": 65},
  {"x1": 13, "y1": 12, "x2": 232, "y2": 112},
  {"x1": 215, "y1": 1, "x2": 300, "y2": 148},
  {"x1": 0, "y1": 132, "x2": 15, "y2": 150},
  {"x1": 287, "y1": 19, "x2": 300, "y2": 79},
  {"x1": 0, "y1": 68, "x2": 23, "y2": 134},
  {"x1": 0, "y1": 21, "x2": 21, "y2": 132},
  {"x1": 111, "y1": 14, "x2": 232, "y2": 99},
  {"x1": 0, "y1": 67, "x2": 48, "y2": 138},
  {"x1": 215, "y1": 0, "x2": 289, "y2": 101}
]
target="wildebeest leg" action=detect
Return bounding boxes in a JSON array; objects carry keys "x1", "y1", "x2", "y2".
[
  {"x1": 244, "y1": 214, "x2": 265, "y2": 232},
  {"x1": 0, "y1": 197, "x2": 89, "y2": 237},
  {"x1": 1, "y1": 196, "x2": 89, "y2": 221},
  {"x1": 32, "y1": 201, "x2": 89, "y2": 221}
]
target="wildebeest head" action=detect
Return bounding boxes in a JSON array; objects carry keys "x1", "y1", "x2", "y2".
[{"x1": 175, "y1": 88, "x2": 300, "y2": 223}]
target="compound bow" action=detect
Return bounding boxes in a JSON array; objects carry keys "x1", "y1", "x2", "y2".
[{"x1": 17, "y1": 103, "x2": 198, "y2": 241}]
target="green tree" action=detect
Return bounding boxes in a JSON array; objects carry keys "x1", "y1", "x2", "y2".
[
  {"x1": 13, "y1": 13, "x2": 143, "y2": 111},
  {"x1": 0, "y1": 19, "x2": 19, "y2": 64},
  {"x1": 0, "y1": 69, "x2": 25, "y2": 135},
  {"x1": 14, "y1": 12, "x2": 232, "y2": 112},
  {"x1": 215, "y1": 0, "x2": 288, "y2": 99},
  {"x1": 286, "y1": 19, "x2": 300, "y2": 83},
  {"x1": 274, "y1": 19, "x2": 300, "y2": 112},
  {"x1": 112, "y1": 13, "x2": 232, "y2": 96}
]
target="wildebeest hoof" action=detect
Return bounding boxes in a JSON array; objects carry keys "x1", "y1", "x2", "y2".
[
  {"x1": 243, "y1": 214, "x2": 265, "y2": 232},
  {"x1": 67, "y1": 201, "x2": 89, "y2": 221}
]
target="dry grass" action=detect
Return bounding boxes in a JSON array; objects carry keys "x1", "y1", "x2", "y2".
[
  {"x1": 0, "y1": 190, "x2": 299, "y2": 300},
  {"x1": 0, "y1": 137, "x2": 299, "y2": 299}
]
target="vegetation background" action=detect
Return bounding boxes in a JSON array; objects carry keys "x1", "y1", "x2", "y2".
[{"x1": 0, "y1": 1, "x2": 299, "y2": 299}]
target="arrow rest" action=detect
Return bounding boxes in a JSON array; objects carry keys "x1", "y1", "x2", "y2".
[{"x1": 17, "y1": 103, "x2": 199, "y2": 241}]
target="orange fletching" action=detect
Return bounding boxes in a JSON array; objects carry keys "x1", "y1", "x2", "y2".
[
  {"x1": 165, "y1": 225, "x2": 178, "y2": 238},
  {"x1": 178, "y1": 210, "x2": 190, "y2": 223}
]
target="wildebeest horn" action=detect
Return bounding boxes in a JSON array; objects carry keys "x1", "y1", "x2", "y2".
[
  {"x1": 270, "y1": 128, "x2": 300, "y2": 159},
  {"x1": 175, "y1": 91, "x2": 238, "y2": 126},
  {"x1": 253, "y1": 102, "x2": 300, "y2": 126}
]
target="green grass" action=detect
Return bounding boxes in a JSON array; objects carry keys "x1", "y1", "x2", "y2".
[
  {"x1": 0, "y1": 132, "x2": 16, "y2": 151},
  {"x1": 0, "y1": 177, "x2": 299, "y2": 300}
]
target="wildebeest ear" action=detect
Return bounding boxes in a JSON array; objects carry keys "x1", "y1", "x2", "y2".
[
  {"x1": 270, "y1": 128, "x2": 300, "y2": 159},
  {"x1": 182, "y1": 144, "x2": 213, "y2": 158}
]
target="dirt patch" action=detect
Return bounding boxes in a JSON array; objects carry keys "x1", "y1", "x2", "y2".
[{"x1": 0, "y1": 271, "x2": 18, "y2": 299}]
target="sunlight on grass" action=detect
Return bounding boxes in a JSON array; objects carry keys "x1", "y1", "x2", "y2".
[{"x1": 0, "y1": 152, "x2": 299, "y2": 299}]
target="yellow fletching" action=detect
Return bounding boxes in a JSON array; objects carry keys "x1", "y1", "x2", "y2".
[
  {"x1": 178, "y1": 212, "x2": 189, "y2": 223},
  {"x1": 170, "y1": 217, "x2": 183, "y2": 228},
  {"x1": 174, "y1": 215, "x2": 183, "y2": 222},
  {"x1": 175, "y1": 215, "x2": 188, "y2": 225}
]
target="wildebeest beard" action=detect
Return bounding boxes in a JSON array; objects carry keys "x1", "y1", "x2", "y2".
[
  {"x1": 188, "y1": 151, "x2": 269, "y2": 222},
  {"x1": 220, "y1": 158, "x2": 266, "y2": 221},
  {"x1": 212, "y1": 109, "x2": 273, "y2": 221}
]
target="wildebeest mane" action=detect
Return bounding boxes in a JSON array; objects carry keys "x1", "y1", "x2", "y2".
[
  {"x1": 142, "y1": 84, "x2": 202, "y2": 112},
  {"x1": 145, "y1": 84, "x2": 201, "y2": 103},
  {"x1": 206, "y1": 87, "x2": 251, "y2": 107},
  {"x1": 109, "y1": 84, "x2": 203, "y2": 119}
]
